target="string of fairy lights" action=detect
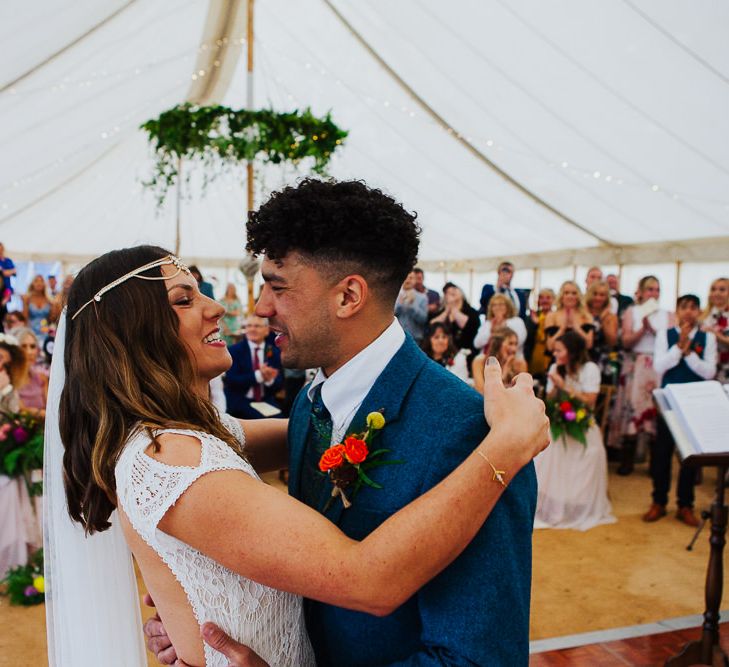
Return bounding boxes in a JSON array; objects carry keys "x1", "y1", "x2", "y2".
[{"x1": 2, "y1": 22, "x2": 729, "y2": 221}]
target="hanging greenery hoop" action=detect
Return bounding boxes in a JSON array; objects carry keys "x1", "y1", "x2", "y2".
[{"x1": 140, "y1": 103, "x2": 348, "y2": 205}]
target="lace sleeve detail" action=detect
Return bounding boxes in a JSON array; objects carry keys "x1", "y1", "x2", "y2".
[
  {"x1": 219, "y1": 413, "x2": 245, "y2": 449},
  {"x1": 116, "y1": 429, "x2": 257, "y2": 542}
]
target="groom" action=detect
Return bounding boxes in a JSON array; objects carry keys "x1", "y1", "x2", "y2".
[{"x1": 147, "y1": 179, "x2": 538, "y2": 665}]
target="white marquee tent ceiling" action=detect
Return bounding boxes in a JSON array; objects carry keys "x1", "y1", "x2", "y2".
[{"x1": 1, "y1": 0, "x2": 728, "y2": 271}]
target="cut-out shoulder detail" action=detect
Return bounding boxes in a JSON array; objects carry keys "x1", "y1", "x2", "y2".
[{"x1": 116, "y1": 419, "x2": 315, "y2": 667}]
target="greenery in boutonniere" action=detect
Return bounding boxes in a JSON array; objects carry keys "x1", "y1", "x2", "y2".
[
  {"x1": 140, "y1": 103, "x2": 348, "y2": 205},
  {"x1": 319, "y1": 411, "x2": 404, "y2": 510}
]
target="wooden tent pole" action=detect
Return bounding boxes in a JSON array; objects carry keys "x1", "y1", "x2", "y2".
[{"x1": 245, "y1": 0, "x2": 256, "y2": 315}]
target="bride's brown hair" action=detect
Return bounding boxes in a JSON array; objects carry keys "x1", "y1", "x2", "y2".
[{"x1": 60, "y1": 245, "x2": 242, "y2": 534}]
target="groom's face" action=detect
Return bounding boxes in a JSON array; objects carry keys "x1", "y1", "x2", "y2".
[{"x1": 255, "y1": 252, "x2": 339, "y2": 371}]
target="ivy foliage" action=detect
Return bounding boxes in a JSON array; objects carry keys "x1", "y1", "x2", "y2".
[{"x1": 141, "y1": 103, "x2": 348, "y2": 204}]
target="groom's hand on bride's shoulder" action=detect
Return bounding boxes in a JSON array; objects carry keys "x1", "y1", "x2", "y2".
[
  {"x1": 173, "y1": 623, "x2": 268, "y2": 667},
  {"x1": 142, "y1": 593, "x2": 177, "y2": 665}
]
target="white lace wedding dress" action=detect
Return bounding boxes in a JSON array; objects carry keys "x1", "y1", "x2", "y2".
[{"x1": 115, "y1": 414, "x2": 316, "y2": 667}]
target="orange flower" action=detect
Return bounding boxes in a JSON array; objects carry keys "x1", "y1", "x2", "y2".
[
  {"x1": 319, "y1": 444, "x2": 346, "y2": 472},
  {"x1": 344, "y1": 436, "x2": 368, "y2": 464}
]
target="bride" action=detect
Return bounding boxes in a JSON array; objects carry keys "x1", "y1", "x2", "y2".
[{"x1": 45, "y1": 245, "x2": 548, "y2": 666}]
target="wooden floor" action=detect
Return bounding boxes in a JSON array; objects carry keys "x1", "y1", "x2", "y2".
[{"x1": 530, "y1": 623, "x2": 729, "y2": 666}]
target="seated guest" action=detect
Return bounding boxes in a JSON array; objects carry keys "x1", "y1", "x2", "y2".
[
  {"x1": 479, "y1": 260, "x2": 530, "y2": 319},
  {"x1": 645, "y1": 294, "x2": 717, "y2": 526},
  {"x1": 544, "y1": 281, "x2": 594, "y2": 354},
  {"x1": 473, "y1": 293, "x2": 527, "y2": 358},
  {"x1": 430, "y1": 282, "x2": 480, "y2": 358},
  {"x1": 223, "y1": 315, "x2": 283, "y2": 419},
  {"x1": 14, "y1": 328, "x2": 47, "y2": 417},
  {"x1": 606, "y1": 273, "x2": 634, "y2": 317},
  {"x1": 527, "y1": 288, "x2": 556, "y2": 384},
  {"x1": 395, "y1": 271, "x2": 428, "y2": 344},
  {"x1": 534, "y1": 331, "x2": 615, "y2": 530},
  {"x1": 585, "y1": 281, "x2": 618, "y2": 383},
  {"x1": 473, "y1": 327, "x2": 527, "y2": 393},
  {"x1": 421, "y1": 322, "x2": 469, "y2": 382},
  {"x1": 701, "y1": 277, "x2": 729, "y2": 384},
  {"x1": 412, "y1": 267, "x2": 441, "y2": 316}
]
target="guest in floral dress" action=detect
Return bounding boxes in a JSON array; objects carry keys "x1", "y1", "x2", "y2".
[
  {"x1": 220, "y1": 283, "x2": 244, "y2": 345},
  {"x1": 609, "y1": 276, "x2": 674, "y2": 475},
  {"x1": 701, "y1": 277, "x2": 729, "y2": 384}
]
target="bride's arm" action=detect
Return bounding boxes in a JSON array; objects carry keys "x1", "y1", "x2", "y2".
[
  {"x1": 156, "y1": 364, "x2": 548, "y2": 617},
  {"x1": 237, "y1": 418, "x2": 289, "y2": 473}
]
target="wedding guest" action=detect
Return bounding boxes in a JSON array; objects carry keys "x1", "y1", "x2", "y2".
[
  {"x1": 585, "y1": 266, "x2": 603, "y2": 290},
  {"x1": 51, "y1": 275, "x2": 74, "y2": 324},
  {"x1": 3, "y1": 310, "x2": 26, "y2": 335},
  {"x1": 534, "y1": 330, "x2": 615, "y2": 530},
  {"x1": 189, "y1": 265, "x2": 215, "y2": 299},
  {"x1": 14, "y1": 328, "x2": 48, "y2": 417},
  {"x1": 0, "y1": 242, "x2": 17, "y2": 295},
  {"x1": 473, "y1": 293, "x2": 527, "y2": 357},
  {"x1": 395, "y1": 271, "x2": 428, "y2": 343},
  {"x1": 220, "y1": 283, "x2": 244, "y2": 345},
  {"x1": 223, "y1": 315, "x2": 283, "y2": 419},
  {"x1": 430, "y1": 282, "x2": 480, "y2": 356},
  {"x1": 421, "y1": 322, "x2": 469, "y2": 382},
  {"x1": 472, "y1": 327, "x2": 527, "y2": 393},
  {"x1": 479, "y1": 261, "x2": 530, "y2": 319},
  {"x1": 48, "y1": 274, "x2": 59, "y2": 298},
  {"x1": 22, "y1": 275, "x2": 53, "y2": 340},
  {"x1": 527, "y1": 288, "x2": 556, "y2": 384},
  {"x1": 701, "y1": 277, "x2": 729, "y2": 384},
  {"x1": 0, "y1": 336, "x2": 23, "y2": 412},
  {"x1": 585, "y1": 281, "x2": 618, "y2": 382},
  {"x1": 412, "y1": 267, "x2": 441, "y2": 315},
  {"x1": 645, "y1": 294, "x2": 717, "y2": 526},
  {"x1": 609, "y1": 275, "x2": 674, "y2": 475},
  {"x1": 544, "y1": 281, "x2": 594, "y2": 353},
  {"x1": 607, "y1": 273, "x2": 634, "y2": 317}
]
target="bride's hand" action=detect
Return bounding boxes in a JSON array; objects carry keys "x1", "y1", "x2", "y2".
[{"x1": 482, "y1": 357, "x2": 549, "y2": 464}]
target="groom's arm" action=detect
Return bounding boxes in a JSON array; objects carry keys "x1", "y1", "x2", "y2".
[{"x1": 384, "y1": 413, "x2": 537, "y2": 667}]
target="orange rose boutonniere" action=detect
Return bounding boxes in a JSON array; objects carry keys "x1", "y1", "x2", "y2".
[{"x1": 318, "y1": 410, "x2": 403, "y2": 510}]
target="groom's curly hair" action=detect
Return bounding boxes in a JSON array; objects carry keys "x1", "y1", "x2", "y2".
[{"x1": 246, "y1": 178, "x2": 421, "y2": 302}]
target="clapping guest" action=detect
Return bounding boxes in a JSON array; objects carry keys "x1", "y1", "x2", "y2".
[
  {"x1": 395, "y1": 271, "x2": 428, "y2": 343},
  {"x1": 609, "y1": 275, "x2": 674, "y2": 475},
  {"x1": 479, "y1": 261, "x2": 530, "y2": 319},
  {"x1": 527, "y1": 288, "x2": 556, "y2": 383},
  {"x1": 14, "y1": 328, "x2": 47, "y2": 417},
  {"x1": 585, "y1": 281, "x2": 618, "y2": 382},
  {"x1": 223, "y1": 315, "x2": 283, "y2": 419},
  {"x1": 430, "y1": 282, "x2": 480, "y2": 356},
  {"x1": 22, "y1": 274, "x2": 53, "y2": 340},
  {"x1": 412, "y1": 267, "x2": 441, "y2": 316},
  {"x1": 421, "y1": 322, "x2": 469, "y2": 382},
  {"x1": 472, "y1": 327, "x2": 527, "y2": 393},
  {"x1": 220, "y1": 283, "x2": 244, "y2": 345},
  {"x1": 701, "y1": 277, "x2": 729, "y2": 383},
  {"x1": 534, "y1": 331, "x2": 615, "y2": 530},
  {"x1": 544, "y1": 281, "x2": 594, "y2": 353},
  {"x1": 473, "y1": 293, "x2": 527, "y2": 357}
]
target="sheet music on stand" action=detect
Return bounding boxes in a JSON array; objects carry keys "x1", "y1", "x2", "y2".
[{"x1": 653, "y1": 381, "x2": 729, "y2": 464}]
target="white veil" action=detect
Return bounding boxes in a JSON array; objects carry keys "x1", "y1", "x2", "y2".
[{"x1": 43, "y1": 311, "x2": 146, "y2": 666}]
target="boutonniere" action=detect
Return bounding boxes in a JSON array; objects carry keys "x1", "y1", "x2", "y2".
[
  {"x1": 717, "y1": 315, "x2": 728, "y2": 330},
  {"x1": 691, "y1": 341, "x2": 704, "y2": 355},
  {"x1": 318, "y1": 411, "x2": 404, "y2": 510},
  {"x1": 265, "y1": 346, "x2": 274, "y2": 360}
]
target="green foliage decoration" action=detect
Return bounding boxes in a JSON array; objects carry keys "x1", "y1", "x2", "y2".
[
  {"x1": 1, "y1": 549, "x2": 44, "y2": 606},
  {"x1": 141, "y1": 103, "x2": 348, "y2": 205}
]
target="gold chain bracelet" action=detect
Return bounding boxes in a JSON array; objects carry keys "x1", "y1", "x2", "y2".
[{"x1": 477, "y1": 450, "x2": 507, "y2": 488}]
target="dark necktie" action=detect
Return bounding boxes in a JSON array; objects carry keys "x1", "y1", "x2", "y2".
[
  {"x1": 300, "y1": 383, "x2": 333, "y2": 509},
  {"x1": 252, "y1": 346, "x2": 262, "y2": 400}
]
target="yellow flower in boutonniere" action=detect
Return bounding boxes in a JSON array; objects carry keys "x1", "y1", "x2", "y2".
[
  {"x1": 575, "y1": 408, "x2": 587, "y2": 423},
  {"x1": 366, "y1": 411, "x2": 385, "y2": 430}
]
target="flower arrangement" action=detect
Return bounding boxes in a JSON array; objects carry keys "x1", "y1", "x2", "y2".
[
  {"x1": 141, "y1": 103, "x2": 348, "y2": 205},
  {"x1": 318, "y1": 411, "x2": 403, "y2": 510},
  {"x1": 1, "y1": 548, "x2": 44, "y2": 606},
  {"x1": 0, "y1": 411, "x2": 44, "y2": 496},
  {"x1": 545, "y1": 391, "x2": 594, "y2": 446}
]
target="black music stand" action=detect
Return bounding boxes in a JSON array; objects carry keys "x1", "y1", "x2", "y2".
[{"x1": 654, "y1": 390, "x2": 729, "y2": 667}]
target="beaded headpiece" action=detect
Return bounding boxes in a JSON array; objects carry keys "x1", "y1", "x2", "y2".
[{"x1": 71, "y1": 255, "x2": 190, "y2": 320}]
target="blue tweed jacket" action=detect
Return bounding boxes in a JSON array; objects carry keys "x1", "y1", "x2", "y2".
[{"x1": 288, "y1": 335, "x2": 537, "y2": 666}]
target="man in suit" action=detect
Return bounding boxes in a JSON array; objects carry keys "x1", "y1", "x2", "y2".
[
  {"x1": 223, "y1": 315, "x2": 283, "y2": 418},
  {"x1": 147, "y1": 179, "x2": 539, "y2": 666},
  {"x1": 607, "y1": 273, "x2": 634, "y2": 317},
  {"x1": 480, "y1": 261, "x2": 530, "y2": 319}
]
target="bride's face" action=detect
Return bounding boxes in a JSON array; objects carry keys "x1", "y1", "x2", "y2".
[{"x1": 162, "y1": 264, "x2": 231, "y2": 384}]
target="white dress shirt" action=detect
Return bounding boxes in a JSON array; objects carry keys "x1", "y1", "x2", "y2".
[
  {"x1": 653, "y1": 326, "x2": 717, "y2": 384},
  {"x1": 307, "y1": 319, "x2": 406, "y2": 444},
  {"x1": 246, "y1": 339, "x2": 276, "y2": 400}
]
